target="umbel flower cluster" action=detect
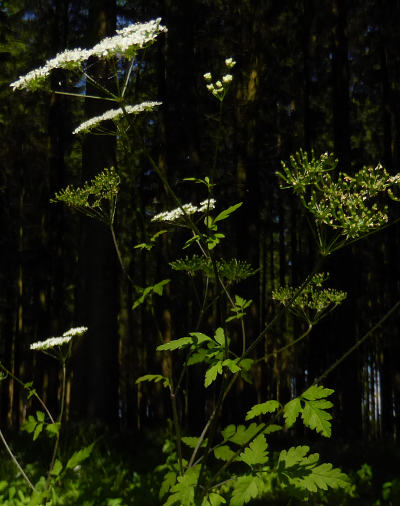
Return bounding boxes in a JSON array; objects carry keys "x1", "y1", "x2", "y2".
[
  {"x1": 277, "y1": 149, "x2": 400, "y2": 242},
  {"x1": 152, "y1": 199, "x2": 216, "y2": 223},
  {"x1": 10, "y1": 18, "x2": 167, "y2": 91},
  {"x1": 30, "y1": 327, "x2": 88, "y2": 351},
  {"x1": 72, "y1": 102, "x2": 162, "y2": 134},
  {"x1": 203, "y1": 58, "x2": 236, "y2": 101}
]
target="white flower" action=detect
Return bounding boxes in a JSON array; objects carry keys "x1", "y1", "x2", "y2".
[
  {"x1": 225, "y1": 58, "x2": 236, "y2": 69},
  {"x1": 222, "y1": 74, "x2": 233, "y2": 84},
  {"x1": 203, "y1": 72, "x2": 212, "y2": 81},
  {"x1": 73, "y1": 101, "x2": 162, "y2": 134},
  {"x1": 152, "y1": 199, "x2": 217, "y2": 223},
  {"x1": 63, "y1": 326, "x2": 88, "y2": 337},
  {"x1": 11, "y1": 18, "x2": 167, "y2": 91},
  {"x1": 215, "y1": 80, "x2": 223, "y2": 88},
  {"x1": 206, "y1": 84, "x2": 214, "y2": 91},
  {"x1": 199, "y1": 198, "x2": 216, "y2": 212},
  {"x1": 30, "y1": 335, "x2": 73, "y2": 351}
]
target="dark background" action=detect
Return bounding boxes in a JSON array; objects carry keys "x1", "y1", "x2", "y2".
[{"x1": 1, "y1": 0, "x2": 400, "y2": 451}]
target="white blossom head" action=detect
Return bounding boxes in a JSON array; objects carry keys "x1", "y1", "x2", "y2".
[
  {"x1": 11, "y1": 18, "x2": 167, "y2": 91},
  {"x1": 73, "y1": 101, "x2": 162, "y2": 134},
  {"x1": 30, "y1": 327, "x2": 87, "y2": 358},
  {"x1": 152, "y1": 199, "x2": 216, "y2": 223}
]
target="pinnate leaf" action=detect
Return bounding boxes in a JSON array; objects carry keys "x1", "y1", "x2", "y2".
[
  {"x1": 230, "y1": 475, "x2": 264, "y2": 506},
  {"x1": 283, "y1": 398, "x2": 302, "y2": 428},
  {"x1": 301, "y1": 401, "x2": 333, "y2": 437},
  {"x1": 302, "y1": 384, "x2": 334, "y2": 401},
  {"x1": 201, "y1": 492, "x2": 226, "y2": 505},
  {"x1": 245, "y1": 400, "x2": 280, "y2": 421},
  {"x1": 66, "y1": 443, "x2": 94, "y2": 470},
  {"x1": 221, "y1": 423, "x2": 263, "y2": 446},
  {"x1": 136, "y1": 374, "x2": 170, "y2": 388},
  {"x1": 214, "y1": 445, "x2": 236, "y2": 461},
  {"x1": 157, "y1": 337, "x2": 193, "y2": 351},
  {"x1": 205, "y1": 361, "x2": 223, "y2": 387},
  {"x1": 302, "y1": 462, "x2": 350, "y2": 492},
  {"x1": 239, "y1": 434, "x2": 269, "y2": 467}
]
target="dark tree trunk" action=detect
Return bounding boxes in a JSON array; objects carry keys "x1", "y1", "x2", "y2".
[{"x1": 72, "y1": 0, "x2": 119, "y2": 425}]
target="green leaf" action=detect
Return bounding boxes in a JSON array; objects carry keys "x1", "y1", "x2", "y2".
[
  {"x1": 301, "y1": 400, "x2": 333, "y2": 437},
  {"x1": 36, "y1": 411, "x2": 45, "y2": 422},
  {"x1": 302, "y1": 385, "x2": 334, "y2": 401},
  {"x1": 221, "y1": 423, "x2": 264, "y2": 446},
  {"x1": 265, "y1": 424, "x2": 283, "y2": 434},
  {"x1": 302, "y1": 462, "x2": 350, "y2": 492},
  {"x1": 187, "y1": 349, "x2": 208, "y2": 365},
  {"x1": 164, "y1": 465, "x2": 200, "y2": 506},
  {"x1": 214, "y1": 445, "x2": 236, "y2": 461},
  {"x1": 205, "y1": 361, "x2": 223, "y2": 387},
  {"x1": 46, "y1": 422, "x2": 61, "y2": 438},
  {"x1": 222, "y1": 359, "x2": 241, "y2": 374},
  {"x1": 214, "y1": 202, "x2": 243, "y2": 223},
  {"x1": 135, "y1": 374, "x2": 170, "y2": 388},
  {"x1": 66, "y1": 443, "x2": 94, "y2": 470},
  {"x1": 33, "y1": 423, "x2": 43, "y2": 441},
  {"x1": 189, "y1": 332, "x2": 212, "y2": 345},
  {"x1": 157, "y1": 337, "x2": 193, "y2": 352},
  {"x1": 214, "y1": 327, "x2": 225, "y2": 346},
  {"x1": 159, "y1": 471, "x2": 177, "y2": 499},
  {"x1": 153, "y1": 279, "x2": 171, "y2": 296},
  {"x1": 279, "y1": 446, "x2": 311, "y2": 468},
  {"x1": 283, "y1": 398, "x2": 302, "y2": 428},
  {"x1": 21, "y1": 415, "x2": 37, "y2": 434},
  {"x1": 181, "y1": 436, "x2": 207, "y2": 448},
  {"x1": 238, "y1": 434, "x2": 269, "y2": 467},
  {"x1": 201, "y1": 492, "x2": 226, "y2": 505},
  {"x1": 245, "y1": 400, "x2": 280, "y2": 421},
  {"x1": 50, "y1": 459, "x2": 63, "y2": 477},
  {"x1": 230, "y1": 475, "x2": 264, "y2": 506}
]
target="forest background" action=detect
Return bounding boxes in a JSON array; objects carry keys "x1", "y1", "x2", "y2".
[{"x1": 1, "y1": 0, "x2": 400, "y2": 494}]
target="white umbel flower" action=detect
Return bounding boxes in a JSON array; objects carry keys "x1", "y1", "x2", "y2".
[
  {"x1": 63, "y1": 326, "x2": 88, "y2": 337},
  {"x1": 10, "y1": 18, "x2": 167, "y2": 91},
  {"x1": 73, "y1": 101, "x2": 162, "y2": 134},
  {"x1": 30, "y1": 336, "x2": 73, "y2": 351},
  {"x1": 30, "y1": 327, "x2": 87, "y2": 351},
  {"x1": 152, "y1": 199, "x2": 216, "y2": 223}
]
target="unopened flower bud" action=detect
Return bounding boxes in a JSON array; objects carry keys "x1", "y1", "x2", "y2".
[
  {"x1": 203, "y1": 72, "x2": 212, "y2": 81},
  {"x1": 225, "y1": 58, "x2": 236, "y2": 69},
  {"x1": 222, "y1": 74, "x2": 233, "y2": 84}
]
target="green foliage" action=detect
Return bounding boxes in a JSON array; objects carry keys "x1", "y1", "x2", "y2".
[
  {"x1": 277, "y1": 150, "x2": 400, "y2": 254},
  {"x1": 132, "y1": 279, "x2": 170, "y2": 309},
  {"x1": 52, "y1": 167, "x2": 120, "y2": 225},
  {"x1": 136, "y1": 374, "x2": 171, "y2": 388},
  {"x1": 135, "y1": 230, "x2": 167, "y2": 251},
  {"x1": 226, "y1": 295, "x2": 253, "y2": 322},
  {"x1": 276, "y1": 445, "x2": 350, "y2": 496},
  {"x1": 273, "y1": 272, "x2": 347, "y2": 325},
  {"x1": 284, "y1": 385, "x2": 334, "y2": 437},
  {"x1": 245, "y1": 400, "x2": 280, "y2": 421},
  {"x1": 170, "y1": 255, "x2": 257, "y2": 283}
]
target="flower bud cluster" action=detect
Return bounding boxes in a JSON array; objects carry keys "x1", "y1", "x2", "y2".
[
  {"x1": 152, "y1": 199, "x2": 216, "y2": 223},
  {"x1": 203, "y1": 58, "x2": 236, "y2": 101}
]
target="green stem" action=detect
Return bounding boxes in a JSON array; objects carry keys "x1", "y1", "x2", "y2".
[
  {"x1": 0, "y1": 428, "x2": 36, "y2": 492},
  {"x1": 45, "y1": 359, "x2": 67, "y2": 491},
  {"x1": 0, "y1": 362, "x2": 54, "y2": 424},
  {"x1": 313, "y1": 298, "x2": 400, "y2": 385}
]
